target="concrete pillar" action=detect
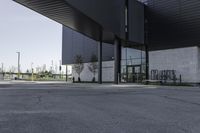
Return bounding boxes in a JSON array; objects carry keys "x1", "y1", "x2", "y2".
[
  {"x1": 98, "y1": 31, "x2": 103, "y2": 84},
  {"x1": 114, "y1": 37, "x2": 121, "y2": 84}
]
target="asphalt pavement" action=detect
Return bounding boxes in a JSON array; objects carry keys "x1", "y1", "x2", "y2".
[{"x1": 0, "y1": 83, "x2": 200, "y2": 133}]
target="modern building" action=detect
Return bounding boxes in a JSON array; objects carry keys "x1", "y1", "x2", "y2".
[{"x1": 14, "y1": 0, "x2": 200, "y2": 84}]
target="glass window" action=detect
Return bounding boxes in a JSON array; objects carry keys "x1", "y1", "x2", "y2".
[{"x1": 121, "y1": 45, "x2": 146, "y2": 83}]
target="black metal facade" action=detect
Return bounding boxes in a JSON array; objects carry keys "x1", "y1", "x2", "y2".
[
  {"x1": 129, "y1": 0, "x2": 144, "y2": 44},
  {"x1": 62, "y1": 26, "x2": 114, "y2": 64},
  {"x1": 145, "y1": 0, "x2": 200, "y2": 50},
  {"x1": 64, "y1": 0, "x2": 126, "y2": 41}
]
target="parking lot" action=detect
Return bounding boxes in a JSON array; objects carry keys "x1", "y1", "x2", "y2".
[{"x1": 0, "y1": 83, "x2": 200, "y2": 133}]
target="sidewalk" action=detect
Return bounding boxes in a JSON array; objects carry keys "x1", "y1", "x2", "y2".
[
  {"x1": 0, "y1": 80, "x2": 71, "y2": 85},
  {"x1": 0, "y1": 80, "x2": 197, "y2": 90},
  {"x1": 0, "y1": 80, "x2": 155, "y2": 88}
]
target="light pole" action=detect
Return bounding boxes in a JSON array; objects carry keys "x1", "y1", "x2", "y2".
[
  {"x1": 59, "y1": 60, "x2": 62, "y2": 79},
  {"x1": 1, "y1": 63, "x2": 3, "y2": 73},
  {"x1": 16, "y1": 52, "x2": 20, "y2": 79},
  {"x1": 31, "y1": 62, "x2": 34, "y2": 81}
]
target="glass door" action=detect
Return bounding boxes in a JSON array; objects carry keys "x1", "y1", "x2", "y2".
[{"x1": 127, "y1": 65, "x2": 141, "y2": 83}]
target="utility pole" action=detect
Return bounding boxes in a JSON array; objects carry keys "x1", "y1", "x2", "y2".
[
  {"x1": 31, "y1": 62, "x2": 34, "y2": 81},
  {"x1": 51, "y1": 60, "x2": 54, "y2": 73},
  {"x1": 1, "y1": 63, "x2": 3, "y2": 73},
  {"x1": 16, "y1": 52, "x2": 20, "y2": 79}
]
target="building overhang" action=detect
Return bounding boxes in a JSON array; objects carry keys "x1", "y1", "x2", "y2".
[
  {"x1": 13, "y1": 0, "x2": 145, "y2": 45},
  {"x1": 13, "y1": 0, "x2": 104, "y2": 41}
]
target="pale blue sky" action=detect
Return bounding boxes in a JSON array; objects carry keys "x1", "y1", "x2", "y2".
[{"x1": 0, "y1": 0, "x2": 62, "y2": 72}]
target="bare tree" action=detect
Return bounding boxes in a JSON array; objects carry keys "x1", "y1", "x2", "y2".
[
  {"x1": 88, "y1": 54, "x2": 98, "y2": 82},
  {"x1": 73, "y1": 55, "x2": 84, "y2": 82}
]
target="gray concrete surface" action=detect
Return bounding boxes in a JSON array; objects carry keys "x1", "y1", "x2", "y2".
[
  {"x1": 0, "y1": 83, "x2": 200, "y2": 133},
  {"x1": 149, "y1": 46, "x2": 200, "y2": 83}
]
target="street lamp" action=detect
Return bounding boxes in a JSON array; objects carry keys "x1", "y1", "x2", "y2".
[
  {"x1": 59, "y1": 60, "x2": 62, "y2": 79},
  {"x1": 16, "y1": 52, "x2": 20, "y2": 79},
  {"x1": 31, "y1": 62, "x2": 34, "y2": 81}
]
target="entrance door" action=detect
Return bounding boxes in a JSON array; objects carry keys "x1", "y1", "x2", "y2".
[{"x1": 127, "y1": 65, "x2": 141, "y2": 83}]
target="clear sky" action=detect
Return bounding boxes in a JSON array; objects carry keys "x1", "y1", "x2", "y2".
[{"x1": 0, "y1": 0, "x2": 62, "y2": 72}]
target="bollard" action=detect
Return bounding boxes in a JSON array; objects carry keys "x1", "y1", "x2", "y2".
[{"x1": 179, "y1": 75, "x2": 182, "y2": 84}]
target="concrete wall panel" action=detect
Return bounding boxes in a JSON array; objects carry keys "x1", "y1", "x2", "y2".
[{"x1": 149, "y1": 47, "x2": 200, "y2": 83}]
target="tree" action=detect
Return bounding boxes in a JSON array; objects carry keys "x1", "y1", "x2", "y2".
[
  {"x1": 88, "y1": 54, "x2": 98, "y2": 82},
  {"x1": 73, "y1": 55, "x2": 84, "y2": 82}
]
